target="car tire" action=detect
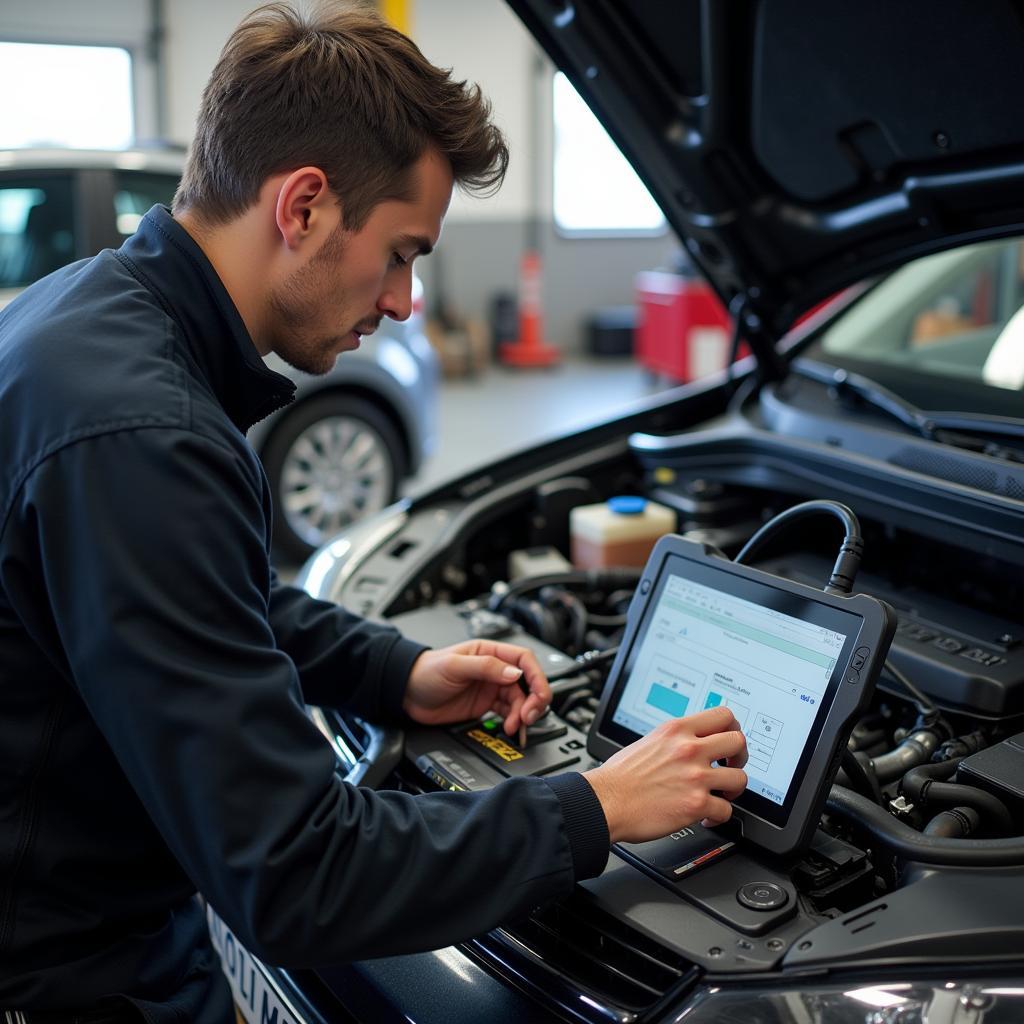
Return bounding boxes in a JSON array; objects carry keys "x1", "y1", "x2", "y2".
[{"x1": 261, "y1": 393, "x2": 407, "y2": 561}]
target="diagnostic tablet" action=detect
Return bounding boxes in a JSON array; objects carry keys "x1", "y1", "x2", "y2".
[{"x1": 588, "y1": 536, "x2": 896, "y2": 856}]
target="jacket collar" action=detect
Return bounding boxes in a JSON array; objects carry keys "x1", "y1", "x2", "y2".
[{"x1": 117, "y1": 205, "x2": 296, "y2": 433}]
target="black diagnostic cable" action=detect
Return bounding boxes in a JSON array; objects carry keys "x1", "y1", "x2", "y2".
[
  {"x1": 546, "y1": 646, "x2": 621, "y2": 684},
  {"x1": 734, "y1": 500, "x2": 943, "y2": 738},
  {"x1": 732, "y1": 499, "x2": 863, "y2": 595},
  {"x1": 880, "y1": 657, "x2": 940, "y2": 725}
]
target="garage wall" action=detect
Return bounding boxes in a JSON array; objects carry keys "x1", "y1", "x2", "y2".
[
  {"x1": 164, "y1": 0, "x2": 682, "y2": 352},
  {"x1": 163, "y1": 0, "x2": 263, "y2": 145},
  {"x1": 413, "y1": 0, "x2": 535, "y2": 223},
  {"x1": 0, "y1": 0, "x2": 680, "y2": 351},
  {"x1": 410, "y1": 0, "x2": 680, "y2": 351}
]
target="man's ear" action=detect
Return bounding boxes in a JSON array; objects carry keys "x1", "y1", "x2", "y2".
[{"x1": 273, "y1": 167, "x2": 338, "y2": 250}]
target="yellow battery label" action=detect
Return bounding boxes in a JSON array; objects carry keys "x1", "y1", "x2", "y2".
[{"x1": 466, "y1": 728, "x2": 524, "y2": 762}]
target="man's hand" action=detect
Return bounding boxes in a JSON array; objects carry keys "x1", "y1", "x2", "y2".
[
  {"x1": 583, "y1": 706, "x2": 748, "y2": 844},
  {"x1": 403, "y1": 640, "x2": 552, "y2": 735}
]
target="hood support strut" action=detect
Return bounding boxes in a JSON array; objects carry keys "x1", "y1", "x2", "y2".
[{"x1": 729, "y1": 294, "x2": 787, "y2": 383}]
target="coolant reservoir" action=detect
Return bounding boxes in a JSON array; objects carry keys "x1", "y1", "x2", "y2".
[{"x1": 570, "y1": 496, "x2": 676, "y2": 569}]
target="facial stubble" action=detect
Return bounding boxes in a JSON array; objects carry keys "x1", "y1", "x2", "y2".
[{"x1": 267, "y1": 222, "x2": 353, "y2": 376}]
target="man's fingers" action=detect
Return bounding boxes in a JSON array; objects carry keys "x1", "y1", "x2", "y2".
[
  {"x1": 700, "y1": 795, "x2": 735, "y2": 828},
  {"x1": 688, "y1": 705, "x2": 741, "y2": 737},
  {"x1": 470, "y1": 641, "x2": 552, "y2": 707},
  {"x1": 711, "y1": 767, "x2": 748, "y2": 801},
  {"x1": 444, "y1": 653, "x2": 523, "y2": 686},
  {"x1": 705, "y1": 729, "x2": 748, "y2": 769}
]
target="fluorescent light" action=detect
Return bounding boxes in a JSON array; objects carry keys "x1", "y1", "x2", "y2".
[{"x1": 843, "y1": 987, "x2": 910, "y2": 1009}]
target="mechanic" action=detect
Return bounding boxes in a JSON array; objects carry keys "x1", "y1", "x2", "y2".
[{"x1": 0, "y1": 5, "x2": 747, "y2": 1021}]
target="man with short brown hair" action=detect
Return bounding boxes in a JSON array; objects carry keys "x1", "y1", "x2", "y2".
[{"x1": 0, "y1": 5, "x2": 746, "y2": 1020}]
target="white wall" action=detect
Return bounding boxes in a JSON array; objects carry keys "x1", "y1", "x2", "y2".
[
  {"x1": 162, "y1": 0, "x2": 260, "y2": 145},
  {"x1": 0, "y1": 0, "x2": 550, "y2": 219},
  {"x1": 165, "y1": 0, "x2": 552, "y2": 223},
  {"x1": 411, "y1": 0, "x2": 549, "y2": 223}
]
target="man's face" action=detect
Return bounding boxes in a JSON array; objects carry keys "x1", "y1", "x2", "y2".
[{"x1": 267, "y1": 149, "x2": 453, "y2": 375}]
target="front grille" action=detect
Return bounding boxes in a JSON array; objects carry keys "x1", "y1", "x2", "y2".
[{"x1": 469, "y1": 888, "x2": 700, "y2": 1023}]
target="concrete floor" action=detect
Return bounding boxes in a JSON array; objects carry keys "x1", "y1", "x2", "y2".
[{"x1": 402, "y1": 355, "x2": 671, "y2": 498}]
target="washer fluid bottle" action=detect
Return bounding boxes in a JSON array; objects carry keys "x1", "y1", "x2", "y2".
[{"x1": 570, "y1": 496, "x2": 676, "y2": 569}]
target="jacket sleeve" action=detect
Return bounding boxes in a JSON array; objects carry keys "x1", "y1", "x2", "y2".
[
  {"x1": 266, "y1": 571, "x2": 427, "y2": 722},
  {"x1": 15, "y1": 428, "x2": 609, "y2": 966}
]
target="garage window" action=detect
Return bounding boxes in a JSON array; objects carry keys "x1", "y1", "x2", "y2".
[
  {"x1": 0, "y1": 42, "x2": 133, "y2": 149},
  {"x1": 552, "y1": 72, "x2": 665, "y2": 235}
]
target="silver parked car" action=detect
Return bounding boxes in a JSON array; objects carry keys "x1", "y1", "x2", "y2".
[{"x1": 0, "y1": 148, "x2": 440, "y2": 558}]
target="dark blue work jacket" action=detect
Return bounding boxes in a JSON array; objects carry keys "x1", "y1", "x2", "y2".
[{"x1": 0, "y1": 207, "x2": 608, "y2": 1020}]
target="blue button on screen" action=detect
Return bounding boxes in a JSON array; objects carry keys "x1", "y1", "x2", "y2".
[{"x1": 647, "y1": 683, "x2": 689, "y2": 717}]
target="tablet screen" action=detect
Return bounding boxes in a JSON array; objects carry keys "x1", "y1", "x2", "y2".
[{"x1": 600, "y1": 552, "x2": 863, "y2": 827}]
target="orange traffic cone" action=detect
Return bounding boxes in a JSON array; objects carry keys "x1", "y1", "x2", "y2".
[{"x1": 499, "y1": 250, "x2": 560, "y2": 367}]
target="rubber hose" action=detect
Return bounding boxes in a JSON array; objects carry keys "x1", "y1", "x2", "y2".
[
  {"x1": 902, "y1": 757, "x2": 962, "y2": 793},
  {"x1": 870, "y1": 729, "x2": 940, "y2": 784},
  {"x1": 849, "y1": 724, "x2": 888, "y2": 753},
  {"x1": 901, "y1": 758, "x2": 1014, "y2": 833},
  {"x1": 841, "y1": 748, "x2": 882, "y2": 804},
  {"x1": 914, "y1": 782, "x2": 1013, "y2": 835},
  {"x1": 826, "y1": 786, "x2": 1024, "y2": 865},
  {"x1": 925, "y1": 807, "x2": 981, "y2": 838},
  {"x1": 489, "y1": 569, "x2": 642, "y2": 612}
]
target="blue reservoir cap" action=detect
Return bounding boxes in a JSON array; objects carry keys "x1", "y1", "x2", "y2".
[{"x1": 607, "y1": 495, "x2": 647, "y2": 515}]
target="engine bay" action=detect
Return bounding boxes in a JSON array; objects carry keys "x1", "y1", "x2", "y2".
[{"x1": 303, "y1": 380, "x2": 1024, "y2": 1020}]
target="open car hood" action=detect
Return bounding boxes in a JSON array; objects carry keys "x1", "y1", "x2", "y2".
[{"x1": 507, "y1": 0, "x2": 1024, "y2": 358}]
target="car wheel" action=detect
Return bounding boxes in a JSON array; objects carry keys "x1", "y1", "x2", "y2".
[{"x1": 261, "y1": 394, "x2": 407, "y2": 560}]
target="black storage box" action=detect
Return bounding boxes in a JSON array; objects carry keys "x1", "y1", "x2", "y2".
[{"x1": 586, "y1": 305, "x2": 636, "y2": 357}]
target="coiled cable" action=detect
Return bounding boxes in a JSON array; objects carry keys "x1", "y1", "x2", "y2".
[{"x1": 733, "y1": 499, "x2": 863, "y2": 595}]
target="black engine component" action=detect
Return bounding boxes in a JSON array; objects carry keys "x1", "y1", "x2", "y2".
[
  {"x1": 793, "y1": 832, "x2": 874, "y2": 913},
  {"x1": 530, "y1": 476, "x2": 599, "y2": 553},
  {"x1": 956, "y1": 732, "x2": 1024, "y2": 821},
  {"x1": 758, "y1": 551, "x2": 1024, "y2": 718}
]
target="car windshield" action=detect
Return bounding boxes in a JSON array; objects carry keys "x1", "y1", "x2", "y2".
[{"x1": 815, "y1": 237, "x2": 1024, "y2": 417}]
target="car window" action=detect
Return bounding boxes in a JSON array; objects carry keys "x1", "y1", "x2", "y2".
[
  {"x1": 0, "y1": 177, "x2": 76, "y2": 288},
  {"x1": 113, "y1": 172, "x2": 180, "y2": 237},
  {"x1": 820, "y1": 237, "x2": 1024, "y2": 390}
]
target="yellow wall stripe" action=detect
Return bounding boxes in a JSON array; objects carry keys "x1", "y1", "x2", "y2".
[{"x1": 380, "y1": 0, "x2": 413, "y2": 36}]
